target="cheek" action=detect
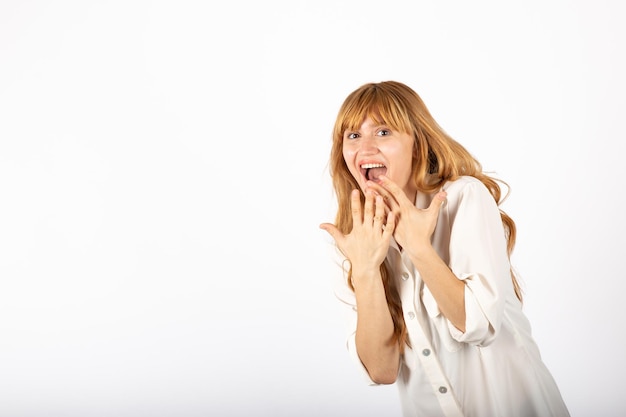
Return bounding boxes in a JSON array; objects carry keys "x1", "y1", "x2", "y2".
[
  {"x1": 342, "y1": 150, "x2": 361, "y2": 183},
  {"x1": 342, "y1": 148, "x2": 356, "y2": 168},
  {"x1": 391, "y1": 148, "x2": 415, "y2": 181}
]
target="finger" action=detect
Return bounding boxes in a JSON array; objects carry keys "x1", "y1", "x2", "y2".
[
  {"x1": 373, "y1": 195, "x2": 386, "y2": 230},
  {"x1": 366, "y1": 181, "x2": 399, "y2": 212},
  {"x1": 376, "y1": 175, "x2": 412, "y2": 208},
  {"x1": 382, "y1": 211, "x2": 396, "y2": 237},
  {"x1": 363, "y1": 190, "x2": 375, "y2": 223},
  {"x1": 350, "y1": 189, "x2": 362, "y2": 225}
]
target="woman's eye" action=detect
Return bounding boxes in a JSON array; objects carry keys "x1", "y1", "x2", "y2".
[
  {"x1": 377, "y1": 129, "x2": 391, "y2": 136},
  {"x1": 346, "y1": 132, "x2": 359, "y2": 139}
]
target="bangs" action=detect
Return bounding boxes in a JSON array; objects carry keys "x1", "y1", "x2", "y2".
[{"x1": 338, "y1": 86, "x2": 413, "y2": 136}]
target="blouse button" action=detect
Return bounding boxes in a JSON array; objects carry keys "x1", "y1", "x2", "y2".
[
  {"x1": 439, "y1": 386, "x2": 448, "y2": 394},
  {"x1": 401, "y1": 272, "x2": 409, "y2": 281},
  {"x1": 422, "y1": 349, "x2": 431, "y2": 356},
  {"x1": 407, "y1": 312, "x2": 415, "y2": 320}
]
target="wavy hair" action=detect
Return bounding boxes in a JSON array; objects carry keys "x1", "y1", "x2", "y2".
[{"x1": 328, "y1": 81, "x2": 522, "y2": 351}]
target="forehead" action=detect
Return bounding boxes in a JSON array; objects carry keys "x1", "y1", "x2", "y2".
[
  {"x1": 351, "y1": 117, "x2": 385, "y2": 131},
  {"x1": 341, "y1": 105, "x2": 411, "y2": 135}
]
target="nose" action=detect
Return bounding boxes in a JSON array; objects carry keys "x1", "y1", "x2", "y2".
[{"x1": 359, "y1": 135, "x2": 378, "y2": 153}]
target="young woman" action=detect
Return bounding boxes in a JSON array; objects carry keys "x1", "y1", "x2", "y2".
[{"x1": 320, "y1": 81, "x2": 570, "y2": 417}]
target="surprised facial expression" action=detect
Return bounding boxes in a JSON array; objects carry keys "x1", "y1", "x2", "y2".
[{"x1": 342, "y1": 117, "x2": 417, "y2": 201}]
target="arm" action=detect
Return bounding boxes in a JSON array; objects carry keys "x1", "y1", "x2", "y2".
[
  {"x1": 321, "y1": 189, "x2": 400, "y2": 384},
  {"x1": 366, "y1": 176, "x2": 466, "y2": 332},
  {"x1": 443, "y1": 179, "x2": 512, "y2": 345},
  {"x1": 352, "y1": 267, "x2": 400, "y2": 384},
  {"x1": 405, "y1": 244, "x2": 466, "y2": 333},
  {"x1": 369, "y1": 176, "x2": 512, "y2": 346}
]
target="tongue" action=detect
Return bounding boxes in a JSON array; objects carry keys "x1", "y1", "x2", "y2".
[{"x1": 367, "y1": 167, "x2": 387, "y2": 181}]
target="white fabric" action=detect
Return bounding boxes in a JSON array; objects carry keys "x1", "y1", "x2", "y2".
[{"x1": 331, "y1": 176, "x2": 570, "y2": 417}]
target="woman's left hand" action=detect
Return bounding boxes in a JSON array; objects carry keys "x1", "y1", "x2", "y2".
[{"x1": 366, "y1": 175, "x2": 446, "y2": 254}]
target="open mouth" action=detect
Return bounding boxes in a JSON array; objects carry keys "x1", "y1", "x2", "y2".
[{"x1": 360, "y1": 163, "x2": 387, "y2": 181}]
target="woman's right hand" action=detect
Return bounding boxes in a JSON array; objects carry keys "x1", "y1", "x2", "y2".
[{"x1": 320, "y1": 189, "x2": 395, "y2": 282}]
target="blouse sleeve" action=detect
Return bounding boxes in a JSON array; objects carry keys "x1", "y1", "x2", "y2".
[
  {"x1": 327, "y1": 243, "x2": 379, "y2": 386},
  {"x1": 439, "y1": 178, "x2": 514, "y2": 347}
]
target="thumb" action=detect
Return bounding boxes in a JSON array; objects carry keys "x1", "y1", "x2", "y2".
[
  {"x1": 429, "y1": 191, "x2": 447, "y2": 211},
  {"x1": 319, "y1": 222, "x2": 344, "y2": 244}
]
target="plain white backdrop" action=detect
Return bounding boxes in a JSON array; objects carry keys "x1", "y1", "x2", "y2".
[{"x1": 1, "y1": 1, "x2": 624, "y2": 416}]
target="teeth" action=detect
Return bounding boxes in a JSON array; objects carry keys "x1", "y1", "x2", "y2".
[{"x1": 361, "y1": 163, "x2": 385, "y2": 169}]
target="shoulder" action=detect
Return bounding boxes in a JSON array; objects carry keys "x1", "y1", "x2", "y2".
[
  {"x1": 441, "y1": 176, "x2": 498, "y2": 214},
  {"x1": 442, "y1": 176, "x2": 492, "y2": 199}
]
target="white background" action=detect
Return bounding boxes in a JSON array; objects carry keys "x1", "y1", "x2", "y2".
[{"x1": 1, "y1": 1, "x2": 624, "y2": 416}]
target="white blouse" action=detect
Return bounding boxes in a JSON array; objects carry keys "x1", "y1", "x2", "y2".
[{"x1": 331, "y1": 176, "x2": 570, "y2": 417}]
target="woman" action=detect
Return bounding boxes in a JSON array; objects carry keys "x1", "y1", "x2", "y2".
[{"x1": 320, "y1": 81, "x2": 570, "y2": 417}]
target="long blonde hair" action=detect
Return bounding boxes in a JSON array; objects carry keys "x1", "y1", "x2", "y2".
[{"x1": 328, "y1": 81, "x2": 522, "y2": 351}]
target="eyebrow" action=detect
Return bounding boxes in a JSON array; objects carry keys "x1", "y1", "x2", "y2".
[{"x1": 346, "y1": 124, "x2": 390, "y2": 133}]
